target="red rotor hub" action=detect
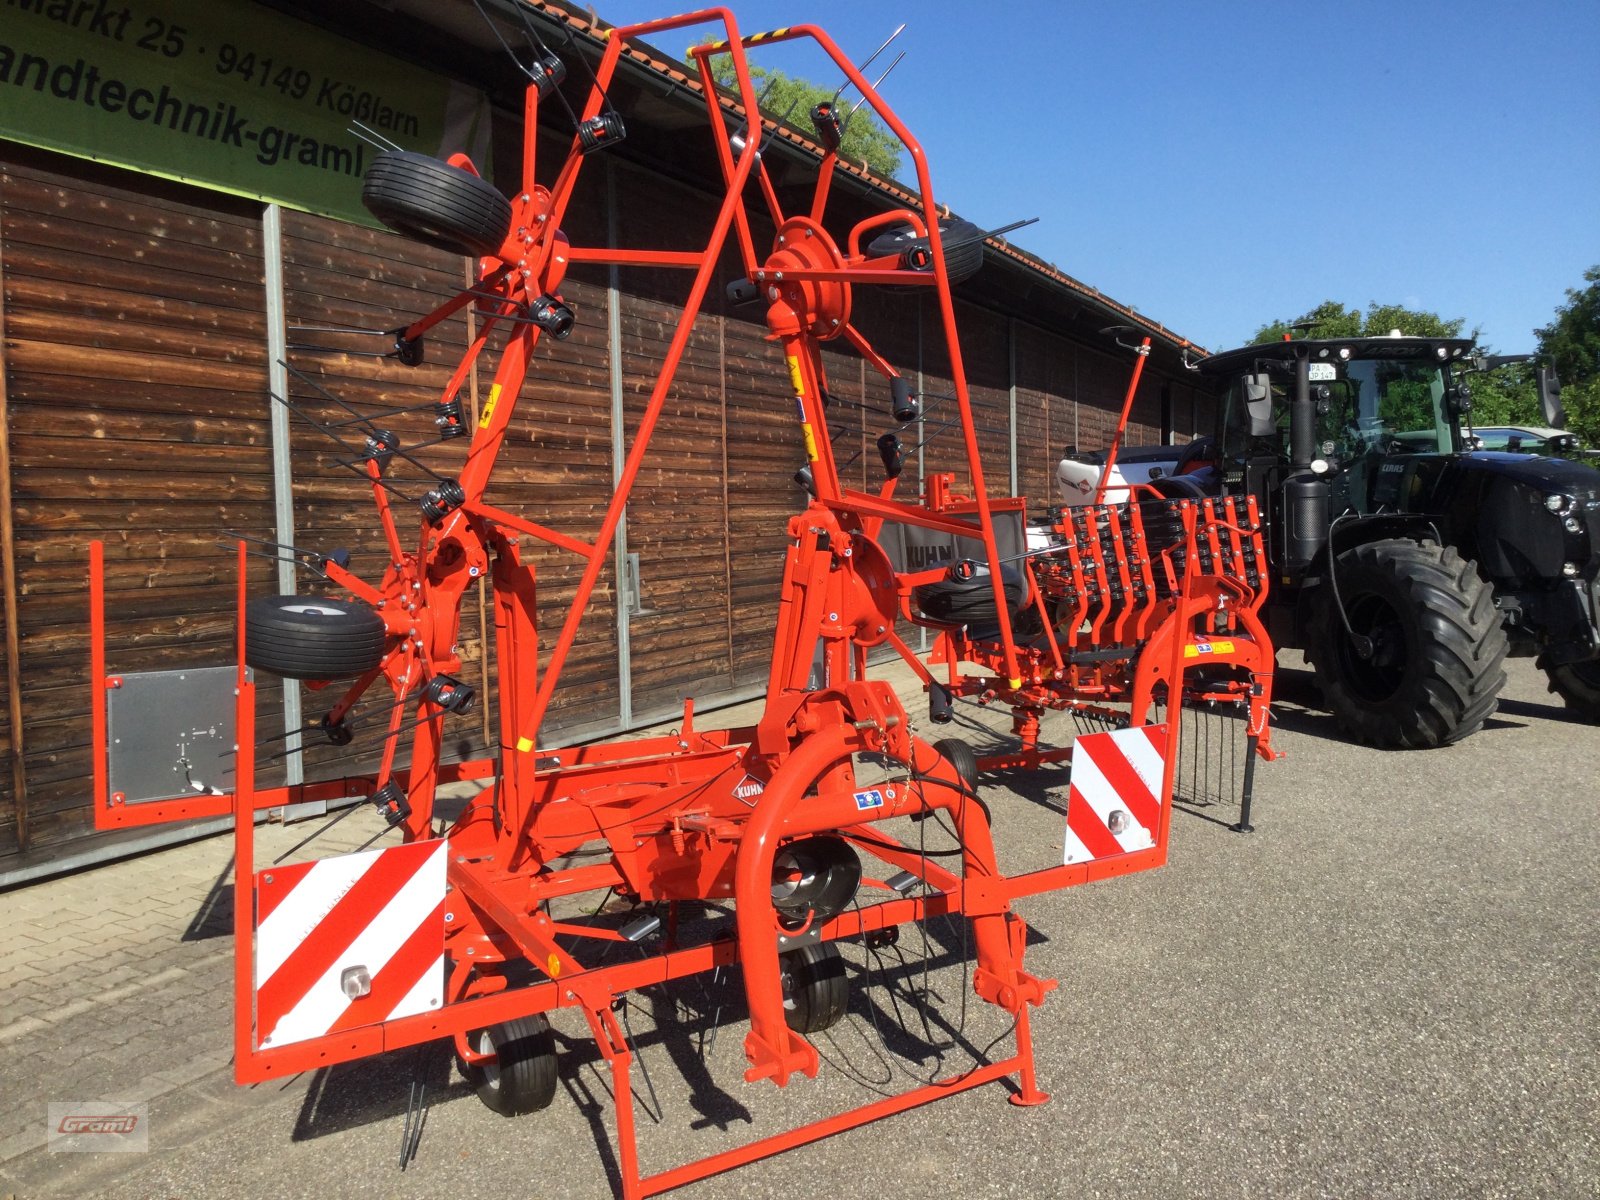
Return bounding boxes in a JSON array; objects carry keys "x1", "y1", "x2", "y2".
[{"x1": 764, "y1": 217, "x2": 851, "y2": 341}]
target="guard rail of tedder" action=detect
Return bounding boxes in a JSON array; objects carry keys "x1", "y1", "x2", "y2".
[{"x1": 84, "y1": 8, "x2": 1277, "y2": 1196}]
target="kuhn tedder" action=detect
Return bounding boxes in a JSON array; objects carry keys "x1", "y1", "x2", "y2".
[{"x1": 88, "y1": 8, "x2": 1274, "y2": 1195}]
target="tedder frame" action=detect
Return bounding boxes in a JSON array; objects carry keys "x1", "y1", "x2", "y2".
[{"x1": 87, "y1": 8, "x2": 1274, "y2": 1195}]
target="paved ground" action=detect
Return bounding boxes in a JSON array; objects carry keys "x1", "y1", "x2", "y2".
[{"x1": 1, "y1": 653, "x2": 1596, "y2": 1199}]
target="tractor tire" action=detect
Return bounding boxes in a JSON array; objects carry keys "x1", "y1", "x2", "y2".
[
  {"x1": 866, "y1": 216, "x2": 985, "y2": 287},
  {"x1": 1305, "y1": 540, "x2": 1508, "y2": 749},
  {"x1": 361, "y1": 151, "x2": 512, "y2": 258},
  {"x1": 245, "y1": 595, "x2": 388, "y2": 680},
  {"x1": 931, "y1": 737, "x2": 980, "y2": 792},
  {"x1": 779, "y1": 942, "x2": 848, "y2": 1034},
  {"x1": 1544, "y1": 659, "x2": 1600, "y2": 722},
  {"x1": 463, "y1": 1015, "x2": 559, "y2": 1116}
]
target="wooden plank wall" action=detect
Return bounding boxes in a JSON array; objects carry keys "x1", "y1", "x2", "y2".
[
  {"x1": 281, "y1": 210, "x2": 491, "y2": 774},
  {"x1": 0, "y1": 142, "x2": 1217, "y2": 873},
  {"x1": 0, "y1": 204, "x2": 16, "y2": 858},
  {"x1": 281, "y1": 208, "x2": 625, "y2": 759},
  {"x1": 0, "y1": 159, "x2": 276, "y2": 859},
  {"x1": 611, "y1": 163, "x2": 732, "y2": 719}
]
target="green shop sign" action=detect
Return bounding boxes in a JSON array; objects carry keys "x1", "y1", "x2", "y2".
[{"x1": 0, "y1": 0, "x2": 490, "y2": 224}]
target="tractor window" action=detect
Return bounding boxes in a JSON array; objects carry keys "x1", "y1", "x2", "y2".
[
  {"x1": 1341, "y1": 360, "x2": 1451, "y2": 455},
  {"x1": 1219, "y1": 376, "x2": 1289, "y2": 461}
]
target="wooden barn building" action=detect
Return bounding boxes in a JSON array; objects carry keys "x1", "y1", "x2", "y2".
[{"x1": 0, "y1": 0, "x2": 1213, "y2": 883}]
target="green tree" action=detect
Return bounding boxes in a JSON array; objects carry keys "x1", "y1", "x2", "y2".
[
  {"x1": 697, "y1": 46, "x2": 904, "y2": 178},
  {"x1": 1462, "y1": 361, "x2": 1542, "y2": 428},
  {"x1": 1535, "y1": 265, "x2": 1600, "y2": 446},
  {"x1": 1251, "y1": 299, "x2": 1467, "y2": 344}
]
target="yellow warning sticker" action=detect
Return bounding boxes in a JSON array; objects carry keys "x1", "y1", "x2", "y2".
[
  {"x1": 786, "y1": 355, "x2": 805, "y2": 395},
  {"x1": 802, "y1": 423, "x2": 819, "y2": 461},
  {"x1": 478, "y1": 383, "x2": 502, "y2": 429},
  {"x1": 1184, "y1": 640, "x2": 1235, "y2": 658},
  {"x1": 516, "y1": 735, "x2": 534, "y2": 753}
]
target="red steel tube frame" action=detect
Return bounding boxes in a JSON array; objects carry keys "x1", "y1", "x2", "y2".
[{"x1": 77, "y1": 11, "x2": 1227, "y2": 1197}]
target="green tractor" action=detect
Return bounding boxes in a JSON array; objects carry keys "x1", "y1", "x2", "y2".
[{"x1": 1182, "y1": 334, "x2": 1599, "y2": 748}]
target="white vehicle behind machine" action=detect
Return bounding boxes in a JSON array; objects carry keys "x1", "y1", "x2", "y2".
[{"x1": 1056, "y1": 444, "x2": 1184, "y2": 505}]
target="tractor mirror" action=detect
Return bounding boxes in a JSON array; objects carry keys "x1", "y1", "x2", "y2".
[
  {"x1": 1538, "y1": 366, "x2": 1565, "y2": 429},
  {"x1": 1245, "y1": 375, "x2": 1276, "y2": 437}
]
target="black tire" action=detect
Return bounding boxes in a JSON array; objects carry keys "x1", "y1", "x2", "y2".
[
  {"x1": 779, "y1": 942, "x2": 848, "y2": 1034},
  {"x1": 866, "y1": 216, "x2": 985, "y2": 287},
  {"x1": 912, "y1": 564, "x2": 1027, "y2": 626},
  {"x1": 1545, "y1": 659, "x2": 1600, "y2": 721},
  {"x1": 1305, "y1": 540, "x2": 1508, "y2": 748},
  {"x1": 245, "y1": 595, "x2": 388, "y2": 680},
  {"x1": 931, "y1": 737, "x2": 980, "y2": 791},
  {"x1": 361, "y1": 151, "x2": 512, "y2": 258},
  {"x1": 463, "y1": 1015, "x2": 559, "y2": 1116}
]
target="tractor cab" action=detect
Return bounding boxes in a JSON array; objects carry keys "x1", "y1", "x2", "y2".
[
  {"x1": 1208, "y1": 336, "x2": 1476, "y2": 543},
  {"x1": 1192, "y1": 333, "x2": 1600, "y2": 747}
]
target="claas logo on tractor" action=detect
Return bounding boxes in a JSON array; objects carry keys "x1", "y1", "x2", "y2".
[{"x1": 82, "y1": 8, "x2": 1277, "y2": 1197}]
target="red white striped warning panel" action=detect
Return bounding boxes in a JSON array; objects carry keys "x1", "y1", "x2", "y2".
[
  {"x1": 254, "y1": 839, "x2": 448, "y2": 1050},
  {"x1": 1063, "y1": 724, "x2": 1170, "y2": 865}
]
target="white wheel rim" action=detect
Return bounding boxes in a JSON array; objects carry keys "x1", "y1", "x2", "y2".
[{"x1": 278, "y1": 602, "x2": 345, "y2": 617}]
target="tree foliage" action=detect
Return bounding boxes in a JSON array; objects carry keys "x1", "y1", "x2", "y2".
[
  {"x1": 697, "y1": 45, "x2": 904, "y2": 178},
  {"x1": 1535, "y1": 265, "x2": 1600, "y2": 446},
  {"x1": 1251, "y1": 299, "x2": 1467, "y2": 345}
]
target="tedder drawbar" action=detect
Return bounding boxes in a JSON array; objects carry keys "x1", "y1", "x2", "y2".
[{"x1": 87, "y1": 8, "x2": 1275, "y2": 1195}]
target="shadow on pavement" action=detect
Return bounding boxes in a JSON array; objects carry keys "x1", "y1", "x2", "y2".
[{"x1": 183, "y1": 857, "x2": 234, "y2": 942}]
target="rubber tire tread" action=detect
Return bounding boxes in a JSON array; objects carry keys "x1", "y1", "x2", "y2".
[
  {"x1": 932, "y1": 737, "x2": 980, "y2": 791},
  {"x1": 780, "y1": 941, "x2": 848, "y2": 1034},
  {"x1": 472, "y1": 1014, "x2": 559, "y2": 1116},
  {"x1": 361, "y1": 151, "x2": 512, "y2": 258},
  {"x1": 245, "y1": 595, "x2": 387, "y2": 680},
  {"x1": 866, "y1": 217, "x2": 985, "y2": 287},
  {"x1": 1544, "y1": 659, "x2": 1600, "y2": 721},
  {"x1": 1305, "y1": 540, "x2": 1508, "y2": 748},
  {"x1": 913, "y1": 569, "x2": 1027, "y2": 626}
]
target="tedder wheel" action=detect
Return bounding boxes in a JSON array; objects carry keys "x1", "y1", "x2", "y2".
[
  {"x1": 1305, "y1": 539, "x2": 1508, "y2": 749},
  {"x1": 779, "y1": 942, "x2": 848, "y2": 1034},
  {"x1": 1544, "y1": 659, "x2": 1600, "y2": 722},
  {"x1": 244, "y1": 595, "x2": 388, "y2": 680},
  {"x1": 361, "y1": 151, "x2": 513, "y2": 258},
  {"x1": 866, "y1": 216, "x2": 986, "y2": 288},
  {"x1": 463, "y1": 1015, "x2": 559, "y2": 1116},
  {"x1": 931, "y1": 737, "x2": 980, "y2": 792}
]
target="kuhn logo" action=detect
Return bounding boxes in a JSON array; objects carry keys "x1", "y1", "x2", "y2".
[
  {"x1": 58, "y1": 1115, "x2": 139, "y2": 1135},
  {"x1": 733, "y1": 774, "x2": 765, "y2": 802},
  {"x1": 904, "y1": 544, "x2": 955, "y2": 570}
]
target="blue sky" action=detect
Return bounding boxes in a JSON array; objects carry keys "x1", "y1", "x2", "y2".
[{"x1": 592, "y1": 1, "x2": 1599, "y2": 353}]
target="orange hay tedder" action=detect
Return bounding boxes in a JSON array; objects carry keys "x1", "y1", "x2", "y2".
[{"x1": 88, "y1": 8, "x2": 1275, "y2": 1195}]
